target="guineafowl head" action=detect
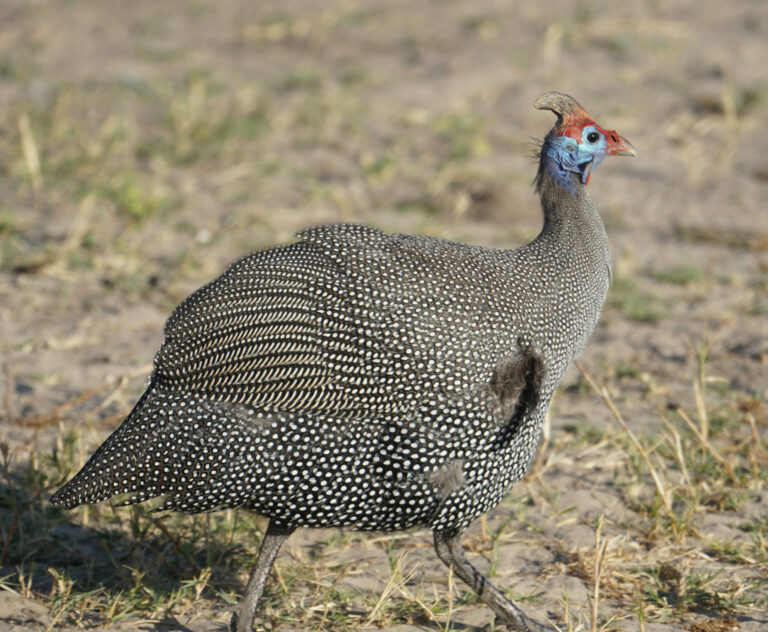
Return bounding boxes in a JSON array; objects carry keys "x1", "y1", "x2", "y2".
[{"x1": 535, "y1": 91, "x2": 635, "y2": 192}]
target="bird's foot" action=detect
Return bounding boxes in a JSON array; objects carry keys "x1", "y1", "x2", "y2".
[
  {"x1": 485, "y1": 611, "x2": 555, "y2": 632},
  {"x1": 229, "y1": 607, "x2": 252, "y2": 632}
]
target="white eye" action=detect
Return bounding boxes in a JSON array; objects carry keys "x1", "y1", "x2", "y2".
[{"x1": 586, "y1": 131, "x2": 600, "y2": 143}]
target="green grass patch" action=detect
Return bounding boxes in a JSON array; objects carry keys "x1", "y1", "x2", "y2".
[
  {"x1": 607, "y1": 277, "x2": 665, "y2": 322},
  {"x1": 649, "y1": 263, "x2": 704, "y2": 286}
]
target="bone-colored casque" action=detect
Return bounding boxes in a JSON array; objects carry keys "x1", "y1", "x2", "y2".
[{"x1": 52, "y1": 92, "x2": 635, "y2": 632}]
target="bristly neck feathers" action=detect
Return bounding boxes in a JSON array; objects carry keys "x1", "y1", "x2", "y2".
[
  {"x1": 531, "y1": 130, "x2": 610, "y2": 266},
  {"x1": 534, "y1": 131, "x2": 597, "y2": 230}
]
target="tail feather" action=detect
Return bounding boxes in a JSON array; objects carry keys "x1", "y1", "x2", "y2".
[
  {"x1": 49, "y1": 385, "x2": 279, "y2": 513},
  {"x1": 49, "y1": 387, "x2": 159, "y2": 509}
]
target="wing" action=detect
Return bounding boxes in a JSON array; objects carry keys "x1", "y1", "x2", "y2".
[
  {"x1": 154, "y1": 238, "x2": 369, "y2": 414},
  {"x1": 155, "y1": 224, "x2": 540, "y2": 419}
]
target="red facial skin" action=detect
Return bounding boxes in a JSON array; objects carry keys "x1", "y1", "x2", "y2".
[
  {"x1": 555, "y1": 110, "x2": 636, "y2": 171},
  {"x1": 553, "y1": 108, "x2": 595, "y2": 140}
]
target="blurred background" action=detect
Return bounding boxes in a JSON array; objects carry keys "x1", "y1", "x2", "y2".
[{"x1": 0, "y1": 1, "x2": 766, "y2": 630}]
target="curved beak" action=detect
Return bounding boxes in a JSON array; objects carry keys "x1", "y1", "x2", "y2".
[{"x1": 606, "y1": 133, "x2": 637, "y2": 157}]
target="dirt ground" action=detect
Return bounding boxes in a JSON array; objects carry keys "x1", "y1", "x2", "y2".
[{"x1": 1, "y1": 1, "x2": 767, "y2": 631}]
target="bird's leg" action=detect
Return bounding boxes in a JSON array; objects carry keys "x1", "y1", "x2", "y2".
[
  {"x1": 433, "y1": 530, "x2": 535, "y2": 632},
  {"x1": 230, "y1": 520, "x2": 295, "y2": 632}
]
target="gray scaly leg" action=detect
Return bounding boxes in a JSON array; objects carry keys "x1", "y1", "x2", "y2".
[
  {"x1": 433, "y1": 530, "x2": 538, "y2": 632},
  {"x1": 230, "y1": 520, "x2": 294, "y2": 632}
]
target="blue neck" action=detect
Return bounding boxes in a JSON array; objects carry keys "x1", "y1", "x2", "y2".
[{"x1": 538, "y1": 132, "x2": 604, "y2": 194}]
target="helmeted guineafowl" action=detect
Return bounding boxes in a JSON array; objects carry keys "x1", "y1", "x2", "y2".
[{"x1": 51, "y1": 92, "x2": 636, "y2": 632}]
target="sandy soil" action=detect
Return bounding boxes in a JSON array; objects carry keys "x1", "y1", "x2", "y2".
[{"x1": 1, "y1": 1, "x2": 767, "y2": 631}]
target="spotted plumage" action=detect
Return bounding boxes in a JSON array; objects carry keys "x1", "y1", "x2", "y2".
[{"x1": 51, "y1": 92, "x2": 635, "y2": 632}]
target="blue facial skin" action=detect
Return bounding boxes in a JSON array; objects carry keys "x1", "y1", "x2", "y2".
[{"x1": 541, "y1": 125, "x2": 607, "y2": 193}]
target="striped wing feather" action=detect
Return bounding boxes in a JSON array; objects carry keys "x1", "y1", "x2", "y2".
[{"x1": 154, "y1": 242, "x2": 362, "y2": 413}]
